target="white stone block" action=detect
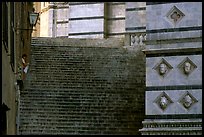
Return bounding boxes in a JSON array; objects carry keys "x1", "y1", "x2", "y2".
[
  {"x1": 147, "y1": 2, "x2": 202, "y2": 30},
  {"x1": 69, "y1": 3, "x2": 104, "y2": 18},
  {"x1": 146, "y1": 89, "x2": 202, "y2": 115},
  {"x1": 146, "y1": 55, "x2": 202, "y2": 87},
  {"x1": 107, "y1": 20, "x2": 125, "y2": 33},
  {"x1": 108, "y1": 4, "x2": 125, "y2": 18},
  {"x1": 126, "y1": 2, "x2": 146, "y2": 9},
  {"x1": 69, "y1": 19, "x2": 104, "y2": 33},
  {"x1": 126, "y1": 10, "x2": 146, "y2": 28}
]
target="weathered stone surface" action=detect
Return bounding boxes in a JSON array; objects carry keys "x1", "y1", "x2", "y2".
[
  {"x1": 140, "y1": 2, "x2": 202, "y2": 135},
  {"x1": 146, "y1": 90, "x2": 202, "y2": 115},
  {"x1": 146, "y1": 55, "x2": 202, "y2": 87},
  {"x1": 125, "y1": 2, "x2": 146, "y2": 33},
  {"x1": 147, "y1": 2, "x2": 202, "y2": 30}
]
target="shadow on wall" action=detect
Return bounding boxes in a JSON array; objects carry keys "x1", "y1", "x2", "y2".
[{"x1": 1, "y1": 103, "x2": 10, "y2": 135}]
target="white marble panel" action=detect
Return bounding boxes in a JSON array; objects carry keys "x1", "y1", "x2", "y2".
[
  {"x1": 107, "y1": 20, "x2": 125, "y2": 33},
  {"x1": 126, "y1": 2, "x2": 146, "y2": 9},
  {"x1": 108, "y1": 4, "x2": 125, "y2": 18},
  {"x1": 57, "y1": 9, "x2": 69, "y2": 21},
  {"x1": 147, "y1": 2, "x2": 202, "y2": 30},
  {"x1": 126, "y1": 10, "x2": 146, "y2": 29},
  {"x1": 69, "y1": 19, "x2": 104, "y2": 33},
  {"x1": 146, "y1": 55, "x2": 202, "y2": 87},
  {"x1": 69, "y1": 34, "x2": 104, "y2": 39},
  {"x1": 69, "y1": 3, "x2": 104, "y2": 18},
  {"x1": 146, "y1": 89, "x2": 202, "y2": 115}
]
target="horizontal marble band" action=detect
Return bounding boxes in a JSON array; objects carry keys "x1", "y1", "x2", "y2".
[
  {"x1": 56, "y1": 21, "x2": 69, "y2": 24},
  {"x1": 145, "y1": 114, "x2": 202, "y2": 119},
  {"x1": 69, "y1": 32, "x2": 104, "y2": 36},
  {"x1": 108, "y1": 32, "x2": 126, "y2": 36},
  {"x1": 146, "y1": 85, "x2": 202, "y2": 91},
  {"x1": 126, "y1": 7, "x2": 146, "y2": 11},
  {"x1": 126, "y1": 26, "x2": 146, "y2": 31},
  {"x1": 146, "y1": 2, "x2": 183, "y2": 5},
  {"x1": 69, "y1": 16, "x2": 104, "y2": 21},
  {"x1": 107, "y1": 17, "x2": 125, "y2": 21},
  {"x1": 144, "y1": 47, "x2": 202, "y2": 57},
  {"x1": 147, "y1": 26, "x2": 202, "y2": 34},
  {"x1": 109, "y1": 2, "x2": 125, "y2": 5},
  {"x1": 69, "y1": 2, "x2": 102, "y2": 6}
]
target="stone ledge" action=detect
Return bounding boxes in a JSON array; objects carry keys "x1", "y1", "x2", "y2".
[
  {"x1": 139, "y1": 119, "x2": 202, "y2": 135},
  {"x1": 143, "y1": 47, "x2": 202, "y2": 55}
]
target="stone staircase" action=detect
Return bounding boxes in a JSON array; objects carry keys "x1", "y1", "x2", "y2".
[{"x1": 18, "y1": 37, "x2": 146, "y2": 135}]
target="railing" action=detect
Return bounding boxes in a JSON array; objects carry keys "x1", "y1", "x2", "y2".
[
  {"x1": 130, "y1": 33, "x2": 146, "y2": 46},
  {"x1": 16, "y1": 84, "x2": 21, "y2": 135}
]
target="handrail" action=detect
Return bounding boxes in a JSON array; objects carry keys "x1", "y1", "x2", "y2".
[{"x1": 16, "y1": 85, "x2": 21, "y2": 135}]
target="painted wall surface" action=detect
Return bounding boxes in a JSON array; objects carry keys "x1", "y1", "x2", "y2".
[{"x1": 2, "y1": 47, "x2": 17, "y2": 135}]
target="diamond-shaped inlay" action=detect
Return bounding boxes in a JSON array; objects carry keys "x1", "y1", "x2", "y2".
[
  {"x1": 166, "y1": 6, "x2": 185, "y2": 25},
  {"x1": 177, "y1": 57, "x2": 197, "y2": 76},
  {"x1": 154, "y1": 92, "x2": 173, "y2": 111},
  {"x1": 153, "y1": 58, "x2": 173, "y2": 77},
  {"x1": 179, "y1": 91, "x2": 198, "y2": 110}
]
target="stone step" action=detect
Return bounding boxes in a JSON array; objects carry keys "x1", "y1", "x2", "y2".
[
  {"x1": 19, "y1": 124, "x2": 118, "y2": 130},
  {"x1": 18, "y1": 37, "x2": 144, "y2": 135},
  {"x1": 20, "y1": 104, "x2": 126, "y2": 111},
  {"x1": 20, "y1": 107, "x2": 125, "y2": 113},
  {"x1": 19, "y1": 129, "x2": 111, "y2": 135},
  {"x1": 27, "y1": 68, "x2": 123, "y2": 73},
  {"x1": 24, "y1": 82, "x2": 130, "y2": 86},
  {"x1": 19, "y1": 125, "x2": 134, "y2": 131},
  {"x1": 19, "y1": 115, "x2": 120, "y2": 122},
  {"x1": 19, "y1": 111, "x2": 114, "y2": 118},
  {"x1": 20, "y1": 101, "x2": 128, "y2": 108},
  {"x1": 19, "y1": 125, "x2": 113, "y2": 132},
  {"x1": 20, "y1": 94, "x2": 114, "y2": 99},
  {"x1": 20, "y1": 89, "x2": 131, "y2": 95},
  {"x1": 20, "y1": 103, "x2": 119, "y2": 109},
  {"x1": 25, "y1": 77, "x2": 104, "y2": 81},
  {"x1": 19, "y1": 112, "x2": 118, "y2": 118},
  {"x1": 19, "y1": 128, "x2": 130, "y2": 135},
  {"x1": 20, "y1": 89, "x2": 130, "y2": 95},
  {"x1": 22, "y1": 84, "x2": 131, "y2": 89},
  {"x1": 20, "y1": 93, "x2": 127, "y2": 100},
  {"x1": 26, "y1": 74, "x2": 128, "y2": 79},
  {"x1": 31, "y1": 58, "x2": 121, "y2": 62},
  {"x1": 19, "y1": 113, "x2": 120, "y2": 121},
  {"x1": 31, "y1": 37, "x2": 124, "y2": 47}
]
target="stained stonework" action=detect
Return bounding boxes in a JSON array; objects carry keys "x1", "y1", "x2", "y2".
[
  {"x1": 153, "y1": 92, "x2": 173, "y2": 111},
  {"x1": 179, "y1": 91, "x2": 198, "y2": 110},
  {"x1": 140, "y1": 2, "x2": 202, "y2": 135},
  {"x1": 166, "y1": 6, "x2": 185, "y2": 26},
  {"x1": 130, "y1": 33, "x2": 146, "y2": 46},
  {"x1": 152, "y1": 58, "x2": 173, "y2": 78},
  {"x1": 177, "y1": 57, "x2": 197, "y2": 76}
]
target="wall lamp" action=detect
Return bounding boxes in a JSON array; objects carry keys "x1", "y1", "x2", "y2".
[
  {"x1": 29, "y1": 11, "x2": 39, "y2": 27},
  {"x1": 15, "y1": 10, "x2": 39, "y2": 31}
]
